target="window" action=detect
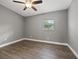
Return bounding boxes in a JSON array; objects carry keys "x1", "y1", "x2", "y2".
[{"x1": 43, "y1": 20, "x2": 55, "y2": 31}]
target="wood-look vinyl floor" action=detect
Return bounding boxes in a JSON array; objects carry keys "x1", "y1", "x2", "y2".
[{"x1": 0, "y1": 40, "x2": 77, "y2": 59}]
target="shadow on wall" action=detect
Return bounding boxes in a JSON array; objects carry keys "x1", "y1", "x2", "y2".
[{"x1": 0, "y1": 25, "x2": 14, "y2": 43}]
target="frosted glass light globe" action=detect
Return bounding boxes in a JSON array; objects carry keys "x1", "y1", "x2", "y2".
[{"x1": 25, "y1": 2, "x2": 32, "y2": 8}]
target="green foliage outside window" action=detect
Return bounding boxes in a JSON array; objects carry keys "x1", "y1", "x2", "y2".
[{"x1": 43, "y1": 20, "x2": 55, "y2": 30}]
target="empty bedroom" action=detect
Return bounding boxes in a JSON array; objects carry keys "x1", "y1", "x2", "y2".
[{"x1": 0, "y1": 0, "x2": 78, "y2": 59}]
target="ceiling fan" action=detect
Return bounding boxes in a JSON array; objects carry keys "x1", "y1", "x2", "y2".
[{"x1": 13, "y1": 0, "x2": 42, "y2": 11}]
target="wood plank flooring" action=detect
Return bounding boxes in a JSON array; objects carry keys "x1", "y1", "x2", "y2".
[{"x1": 0, "y1": 40, "x2": 77, "y2": 59}]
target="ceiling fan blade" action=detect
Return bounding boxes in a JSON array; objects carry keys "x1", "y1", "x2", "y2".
[
  {"x1": 13, "y1": 0, "x2": 25, "y2": 4},
  {"x1": 23, "y1": 6, "x2": 27, "y2": 10},
  {"x1": 32, "y1": 6, "x2": 37, "y2": 11},
  {"x1": 32, "y1": 0, "x2": 42, "y2": 4}
]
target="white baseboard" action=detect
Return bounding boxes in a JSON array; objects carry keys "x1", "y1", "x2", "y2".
[
  {"x1": 66, "y1": 44, "x2": 78, "y2": 58},
  {"x1": 0, "y1": 38, "x2": 78, "y2": 58},
  {"x1": 24, "y1": 38, "x2": 78, "y2": 58},
  {"x1": 23, "y1": 38, "x2": 68, "y2": 46},
  {"x1": 0, "y1": 39, "x2": 24, "y2": 48}
]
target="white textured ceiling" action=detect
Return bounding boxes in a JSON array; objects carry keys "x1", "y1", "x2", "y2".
[{"x1": 0, "y1": 0, "x2": 72, "y2": 17}]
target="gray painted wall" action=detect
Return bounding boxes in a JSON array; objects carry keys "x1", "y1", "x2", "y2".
[
  {"x1": 68, "y1": 0, "x2": 78, "y2": 54},
  {"x1": 0, "y1": 4, "x2": 24, "y2": 45},
  {"x1": 25, "y1": 10, "x2": 68, "y2": 43}
]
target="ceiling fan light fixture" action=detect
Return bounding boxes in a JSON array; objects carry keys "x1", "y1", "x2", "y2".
[
  {"x1": 13, "y1": 0, "x2": 43, "y2": 11},
  {"x1": 25, "y1": 2, "x2": 32, "y2": 8}
]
